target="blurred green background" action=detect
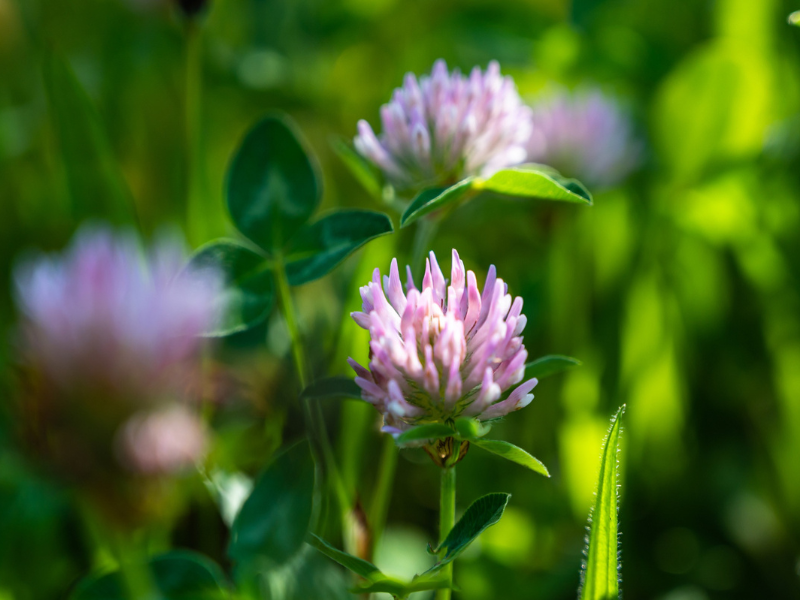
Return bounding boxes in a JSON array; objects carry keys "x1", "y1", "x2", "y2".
[{"x1": 2, "y1": 0, "x2": 800, "y2": 598}]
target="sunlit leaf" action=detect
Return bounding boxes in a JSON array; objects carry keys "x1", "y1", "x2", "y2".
[
  {"x1": 285, "y1": 209, "x2": 394, "y2": 285},
  {"x1": 188, "y1": 240, "x2": 273, "y2": 336},
  {"x1": 472, "y1": 440, "x2": 549, "y2": 477},
  {"x1": 395, "y1": 423, "x2": 457, "y2": 445},
  {"x1": 400, "y1": 166, "x2": 591, "y2": 228},
  {"x1": 307, "y1": 534, "x2": 381, "y2": 579},
  {"x1": 227, "y1": 115, "x2": 320, "y2": 254},
  {"x1": 477, "y1": 167, "x2": 592, "y2": 204},
  {"x1": 330, "y1": 136, "x2": 382, "y2": 198},
  {"x1": 43, "y1": 52, "x2": 136, "y2": 224},
  {"x1": 453, "y1": 418, "x2": 491, "y2": 441},
  {"x1": 228, "y1": 440, "x2": 316, "y2": 570},
  {"x1": 400, "y1": 178, "x2": 475, "y2": 227},
  {"x1": 579, "y1": 405, "x2": 625, "y2": 600},
  {"x1": 790, "y1": 11, "x2": 800, "y2": 26},
  {"x1": 427, "y1": 493, "x2": 510, "y2": 573},
  {"x1": 524, "y1": 355, "x2": 582, "y2": 380},
  {"x1": 300, "y1": 377, "x2": 363, "y2": 401},
  {"x1": 70, "y1": 551, "x2": 228, "y2": 600}
]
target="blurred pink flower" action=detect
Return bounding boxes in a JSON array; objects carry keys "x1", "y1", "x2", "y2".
[
  {"x1": 349, "y1": 250, "x2": 537, "y2": 439},
  {"x1": 13, "y1": 225, "x2": 223, "y2": 401},
  {"x1": 527, "y1": 88, "x2": 641, "y2": 188},
  {"x1": 355, "y1": 59, "x2": 533, "y2": 190},
  {"x1": 117, "y1": 405, "x2": 207, "y2": 475}
]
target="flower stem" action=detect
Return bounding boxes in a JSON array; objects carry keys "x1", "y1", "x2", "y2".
[{"x1": 437, "y1": 466, "x2": 456, "y2": 600}]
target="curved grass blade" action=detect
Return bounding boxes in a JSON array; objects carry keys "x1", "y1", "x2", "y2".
[
  {"x1": 307, "y1": 534, "x2": 381, "y2": 579},
  {"x1": 472, "y1": 440, "x2": 549, "y2": 477},
  {"x1": 579, "y1": 405, "x2": 625, "y2": 600},
  {"x1": 524, "y1": 355, "x2": 582, "y2": 380}
]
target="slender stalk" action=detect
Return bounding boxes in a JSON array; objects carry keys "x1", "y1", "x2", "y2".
[
  {"x1": 274, "y1": 254, "x2": 309, "y2": 388},
  {"x1": 369, "y1": 434, "x2": 398, "y2": 554},
  {"x1": 437, "y1": 466, "x2": 456, "y2": 600},
  {"x1": 274, "y1": 255, "x2": 351, "y2": 530},
  {"x1": 411, "y1": 216, "x2": 440, "y2": 275}
]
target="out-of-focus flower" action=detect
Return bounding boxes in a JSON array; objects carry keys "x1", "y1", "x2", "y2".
[
  {"x1": 14, "y1": 225, "x2": 222, "y2": 402},
  {"x1": 526, "y1": 88, "x2": 641, "y2": 188},
  {"x1": 12, "y1": 225, "x2": 222, "y2": 512},
  {"x1": 349, "y1": 250, "x2": 537, "y2": 440},
  {"x1": 118, "y1": 405, "x2": 207, "y2": 475},
  {"x1": 355, "y1": 60, "x2": 533, "y2": 190}
]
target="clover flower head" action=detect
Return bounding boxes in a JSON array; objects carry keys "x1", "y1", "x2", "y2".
[
  {"x1": 349, "y1": 250, "x2": 537, "y2": 439},
  {"x1": 13, "y1": 225, "x2": 223, "y2": 400},
  {"x1": 354, "y1": 59, "x2": 533, "y2": 190},
  {"x1": 527, "y1": 88, "x2": 641, "y2": 188}
]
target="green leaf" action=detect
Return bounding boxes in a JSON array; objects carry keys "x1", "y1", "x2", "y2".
[
  {"x1": 228, "y1": 440, "x2": 316, "y2": 570},
  {"x1": 300, "y1": 377, "x2": 363, "y2": 401},
  {"x1": 427, "y1": 493, "x2": 510, "y2": 573},
  {"x1": 330, "y1": 136, "x2": 382, "y2": 198},
  {"x1": 188, "y1": 240, "x2": 273, "y2": 336},
  {"x1": 285, "y1": 209, "x2": 394, "y2": 285},
  {"x1": 395, "y1": 423, "x2": 457, "y2": 445},
  {"x1": 477, "y1": 167, "x2": 592, "y2": 205},
  {"x1": 453, "y1": 418, "x2": 491, "y2": 441},
  {"x1": 580, "y1": 405, "x2": 625, "y2": 600},
  {"x1": 472, "y1": 440, "x2": 550, "y2": 477},
  {"x1": 43, "y1": 52, "x2": 136, "y2": 224},
  {"x1": 790, "y1": 11, "x2": 800, "y2": 26},
  {"x1": 70, "y1": 551, "x2": 228, "y2": 600},
  {"x1": 400, "y1": 178, "x2": 475, "y2": 227},
  {"x1": 524, "y1": 355, "x2": 582, "y2": 379},
  {"x1": 307, "y1": 534, "x2": 382, "y2": 579},
  {"x1": 227, "y1": 115, "x2": 320, "y2": 254}
]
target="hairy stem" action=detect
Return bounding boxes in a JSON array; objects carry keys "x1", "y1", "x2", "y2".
[{"x1": 437, "y1": 466, "x2": 456, "y2": 600}]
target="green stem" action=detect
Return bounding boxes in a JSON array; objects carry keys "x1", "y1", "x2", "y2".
[
  {"x1": 274, "y1": 255, "x2": 351, "y2": 529},
  {"x1": 274, "y1": 254, "x2": 309, "y2": 388},
  {"x1": 369, "y1": 434, "x2": 398, "y2": 555},
  {"x1": 436, "y1": 466, "x2": 456, "y2": 600}
]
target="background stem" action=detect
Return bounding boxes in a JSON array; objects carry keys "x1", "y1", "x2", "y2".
[
  {"x1": 274, "y1": 255, "x2": 351, "y2": 533},
  {"x1": 368, "y1": 434, "x2": 398, "y2": 555},
  {"x1": 437, "y1": 466, "x2": 456, "y2": 600}
]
